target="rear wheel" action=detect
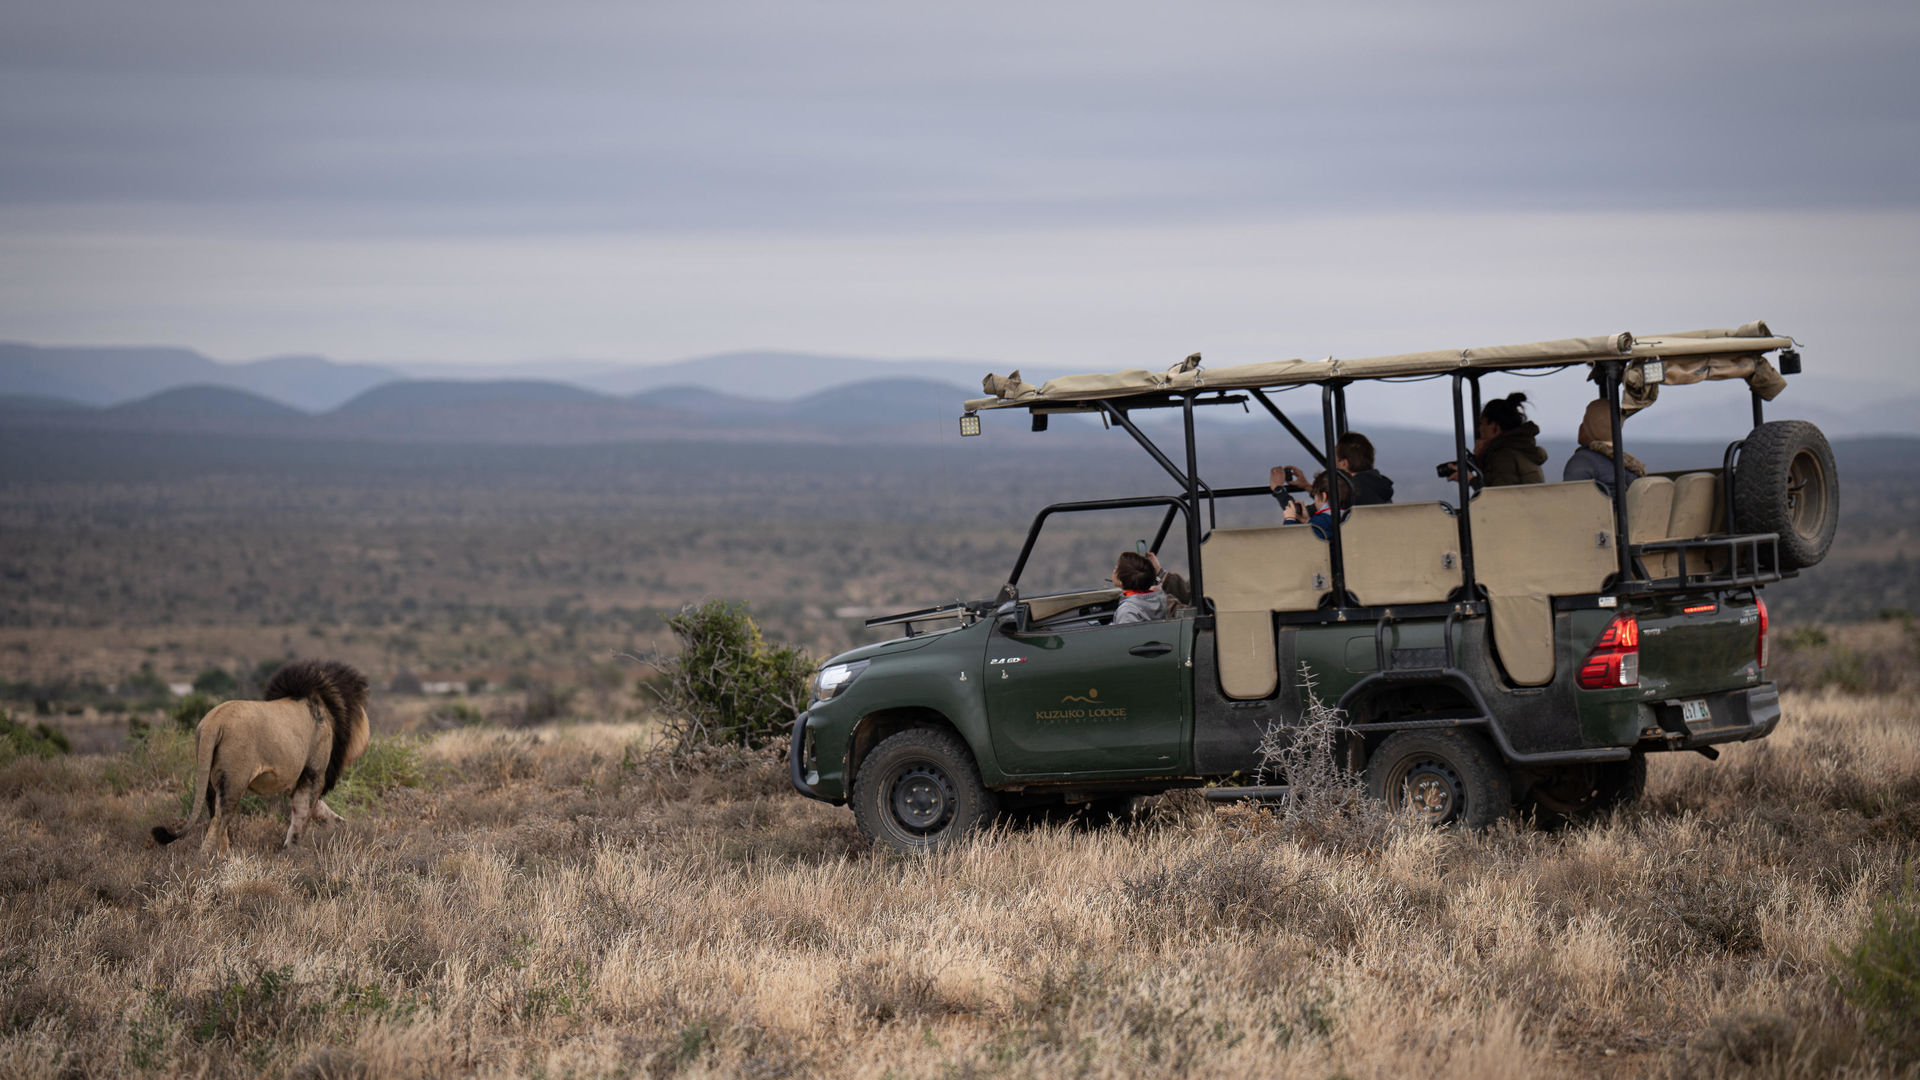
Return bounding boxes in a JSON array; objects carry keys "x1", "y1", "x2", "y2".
[
  {"x1": 1732, "y1": 420, "x2": 1839, "y2": 571},
  {"x1": 851, "y1": 728, "x2": 996, "y2": 854},
  {"x1": 1364, "y1": 730, "x2": 1510, "y2": 829},
  {"x1": 1514, "y1": 753, "x2": 1646, "y2": 827}
]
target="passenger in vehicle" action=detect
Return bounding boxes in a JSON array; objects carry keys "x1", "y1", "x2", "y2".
[
  {"x1": 1439, "y1": 392, "x2": 1547, "y2": 487},
  {"x1": 1110, "y1": 551, "x2": 1169, "y2": 624},
  {"x1": 1563, "y1": 398, "x2": 1646, "y2": 497},
  {"x1": 1160, "y1": 571, "x2": 1192, "y2": 615},
  {"x1": 1282, "y1": 470, "x2": 1351, "y2": 539},
  {"x1": 1268, "y1": 432, "x2": 1394, "y2": 507}
]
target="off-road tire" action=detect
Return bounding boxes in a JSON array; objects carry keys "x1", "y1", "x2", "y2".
[
  {"x1": 1732, "y1": 420, "x2": 1839, "y2": 571},
  {"x1": 1514, "y1": 753, "x2": 1646, "y2": 828},
  {"x1": 851, "y1": 728, "x2": 996, "y2": 854},
  {"x1": 1364, "y1": 729, "x2": 1510, "y2": 829}
]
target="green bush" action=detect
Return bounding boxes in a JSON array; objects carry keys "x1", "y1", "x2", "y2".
[
  {"x1": 649, "y1": 600, "x2": 813, "y2": 751},
  {"x1": 192, "y1": 667, "x2": 237, "y2": 695},
  {"x1": 170, "y1": 692, "x2": 222, "y2": 729},
  {"x1": 1833, "y1": 872, "x2": 1920, "y2": 1063},
  {"x1": 329, "y1": 737, "x2": 424, "y2": 813},
  {"x1": 0, "y1": 708, "x2": 72, "y2": 766}
]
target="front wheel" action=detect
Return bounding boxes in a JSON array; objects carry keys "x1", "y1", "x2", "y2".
[
  {"x1": 1364, "y1": 730, "x2": 1510, "y2": 829},
  {"x1": 851, "y1": 729, "x2": 996, "y2": 854}
]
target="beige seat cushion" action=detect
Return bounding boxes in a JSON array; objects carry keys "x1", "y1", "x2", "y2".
[
  {"x1": 1663, "y1": 471, "x2": 1724, "y2": 578},
  {"x1": 1202, "y1": 526, "x2": 1331, "y2": 699},
  {"x1": 1214, "y1": 611, "x2": 1279, "y2": 699},
  {"x1": 1202, "y1": 526, "x2": 1332, "y2": 615},
  {"x1": 1471, "y1": 483, "x2": 1619, "y2": 686},
  {"x1": 1487, "y1": 594, "x2": 1556, "y2": 687},
  {"x1": 1627, "y1": 475, "x2": 1677, "y2": 579},
  {"x1": 1342, "y1": 502, "x2": 1463, "y2": 607}
]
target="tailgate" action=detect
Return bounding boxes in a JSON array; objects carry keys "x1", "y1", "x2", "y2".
[{"x1": 1630, "y1": 590, "x2": 1764, "y2": 700}]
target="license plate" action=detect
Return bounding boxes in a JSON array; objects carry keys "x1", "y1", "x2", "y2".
[{"x1": 1680, "y1": 699, "x2": 1712, "y2": 725}]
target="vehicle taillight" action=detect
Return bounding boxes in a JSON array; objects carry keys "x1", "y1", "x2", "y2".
[
  {"x1": 1756, "y1": 596, "x2": 1769, "y2": 669},
  {"x1": 1578, "y1": 614, "x2": 1640, "y2": 690}
]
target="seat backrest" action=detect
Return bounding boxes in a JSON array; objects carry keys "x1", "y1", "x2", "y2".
[
  {"x1": 1201, "y1": 526, "x2": 1330, "y2": 700},
  {"x1": 1341, "y1": 502, "x2": 1462, "y2": 607},
  {"x1": 1470, "y1": 482, "x2": 1618, "y2": 686},
  {"x1": 1201, "y1": 526, "x2": 1330, "y2": 615},
  {"x1": 1625, "y1": 475, "x2": 1675, "y2": 546},
  {"x1": 1667, "y1": 471, "x2": 1722, "y2": 540}
]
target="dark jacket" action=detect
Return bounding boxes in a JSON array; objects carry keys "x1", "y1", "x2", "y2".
[
  {"x1": 1480, "y1": 422, "x2": 1548, "y2": 486},
  {"x1": 1563, "y1": 445, "x2": 1638, "y2": 498},
  {"x1": 1348, "y1": 468, "x2": 1394, "y2": 506}
]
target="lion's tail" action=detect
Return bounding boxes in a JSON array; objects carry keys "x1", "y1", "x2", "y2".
[{"x1": 151, "y1": 722, "x2": 221, "y2": 846}]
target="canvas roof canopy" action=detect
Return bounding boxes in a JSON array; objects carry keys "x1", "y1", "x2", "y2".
[{"x1": 965, "y1": 321, "x2": 1792, "y2": 412}]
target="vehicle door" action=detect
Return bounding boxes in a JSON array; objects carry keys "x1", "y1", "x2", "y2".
[{"x1": 983, "y1": 610, "x2": 1194, "y2": 777}]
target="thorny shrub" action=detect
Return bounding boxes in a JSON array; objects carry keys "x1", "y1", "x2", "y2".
[
  {"x1": 642, "y1": 600, "x2": 813, "y2": 752},
  {"x1": 1246, "y1": 666, "x2": 1401, "y2": 851}
]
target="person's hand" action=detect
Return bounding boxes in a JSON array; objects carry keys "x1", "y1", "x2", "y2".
[
  {"x1": 1268, "y1": 465, "x2": 1288, "y2": 491},
  {"x1": 1282, "y1": 499, "x2": 1307, "y2": 523},
  {"x1": 1148, "y1": 551, "x2": 1162, "y2": 576},
  {"x1": 1438, "y1": 462, "x2": 1458, "y2": 481}
]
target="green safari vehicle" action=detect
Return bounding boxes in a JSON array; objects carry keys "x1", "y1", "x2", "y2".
[{"x1": 789, "y1": 323, "x2": 1838, "y2": 853}]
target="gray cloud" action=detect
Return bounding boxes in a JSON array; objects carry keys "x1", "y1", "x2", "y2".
[{"x1": 3, "y1": 0, "x2": 1915, "y2": 232}]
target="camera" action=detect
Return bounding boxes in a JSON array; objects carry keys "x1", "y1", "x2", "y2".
[{"x1": 1435, "y1": 461, "x2": 1454, "y2": 479}]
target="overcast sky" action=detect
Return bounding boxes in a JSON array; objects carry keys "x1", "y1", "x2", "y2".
[{"x1": 2, "y1": 0, "x2": 1916, "y2": 415}]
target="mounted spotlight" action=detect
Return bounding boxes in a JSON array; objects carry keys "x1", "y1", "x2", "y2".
[
  {"x1": 1031, "y1": 412, "x2": 1049, "y2": 432},
  {"x1": 1641, "y1": 358, "x2": 1666, "y2": 385},
  {"x1": 1777, "y1": 348, "x2": 1802, "y2": 375},
  {"x1": 958, "y1": 412, "x2": 982, "y2": 437}
]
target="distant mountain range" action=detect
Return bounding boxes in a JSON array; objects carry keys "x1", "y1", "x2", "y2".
[
  {"x1": 3, "y1": 340, "x2": 1915, "y2": 443},
  {"x1": 0, "y1": 375, "x2": 984, "y2": 445},
  {"x1": 0, "y1": 343, "x2": 995, "y2": 413}
]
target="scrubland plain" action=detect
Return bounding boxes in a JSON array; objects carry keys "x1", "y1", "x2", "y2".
[
  {"x1": 3, "y1": 428, "x2": 1917, "y2": 1077},
  {"x1": 1, "y1": 685, "x2": 1916, "y2": 1079}
]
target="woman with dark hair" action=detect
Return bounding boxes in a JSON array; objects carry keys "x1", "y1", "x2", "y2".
[
  {"x1": 1440, "y1": 391, "x2": 1548, "y2": 487},
  {"x1": 1563, "y1": 397, "x2": 1646, "y2": 497}
]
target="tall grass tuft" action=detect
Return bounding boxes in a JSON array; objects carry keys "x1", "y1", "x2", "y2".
[{"x1": 1833, "y1": 870, "x2": 1920, "y2": 1064}]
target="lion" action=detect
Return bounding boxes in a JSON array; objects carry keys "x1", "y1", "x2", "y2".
[{"x1": 151, "y1": 659, "x2": 371, "y2": 856}]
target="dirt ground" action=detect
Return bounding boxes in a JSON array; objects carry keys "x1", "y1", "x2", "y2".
[{"x1": 1, "y1": 686, "x2": 1915, "y2": 1079}]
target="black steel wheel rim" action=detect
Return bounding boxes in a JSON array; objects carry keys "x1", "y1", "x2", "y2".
[
  {"x1": 1390, "y1": 755, "x2": 1465, "y2": 822},
  {"x1": 1787, "y1": 449, "x2": 1826, "y2": 541},
  {"x1": 889, "y1": 761, "x2": 957, "y2": 835}
]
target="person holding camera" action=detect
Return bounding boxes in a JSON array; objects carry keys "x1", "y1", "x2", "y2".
[
  {"x1": 1269, "y1": 431, "x2": 1394, "y2": 508},
  {"x1": 1438, "y1": 392, "x2": 1547, "y2": 488},
  {"x1": 1281, "y1": 470, "x2": 1352, "y2": 540}
]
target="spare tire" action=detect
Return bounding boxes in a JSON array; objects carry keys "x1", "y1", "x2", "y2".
[{"x1": 1732, "y1": 420, "x2": 1839, "y2": 571}]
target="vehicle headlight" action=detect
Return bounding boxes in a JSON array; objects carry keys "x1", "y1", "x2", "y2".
[{"x1": 813, "y1": 660, "x2": 870, "y2": 703}]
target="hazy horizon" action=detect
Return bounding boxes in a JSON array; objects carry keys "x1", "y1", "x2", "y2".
[{"x1": 3, "y1": 1, "x2": 1916, "y2": 426}]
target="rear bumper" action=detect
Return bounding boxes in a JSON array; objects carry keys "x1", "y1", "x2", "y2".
[{"x1": 1642, "y1": 683, "x2": 1780, "y2": 750}]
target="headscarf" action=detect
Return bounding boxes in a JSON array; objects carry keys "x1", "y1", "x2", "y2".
[{"x1": 1577, "y1": 399, "x2": 1646, "y2": 477}]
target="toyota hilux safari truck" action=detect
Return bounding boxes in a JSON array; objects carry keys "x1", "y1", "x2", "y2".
[{"x1": 790, "y1": 323, "x2": 1838, "y2": 854}]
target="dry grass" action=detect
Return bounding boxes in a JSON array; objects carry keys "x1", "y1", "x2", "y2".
[{"x1": 1, "y1": 692, "x2": 1915, "y2": 1078}]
